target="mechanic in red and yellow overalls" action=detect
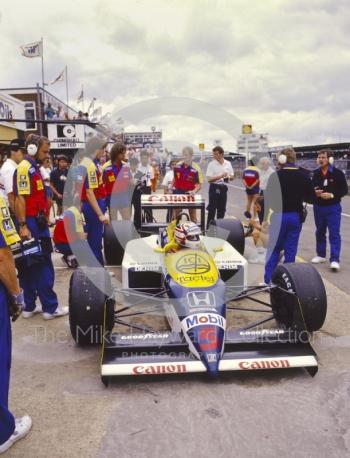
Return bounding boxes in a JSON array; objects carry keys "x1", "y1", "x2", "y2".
[{"x1": 76, "y1": 137, "x2": 109, "y2": 265}]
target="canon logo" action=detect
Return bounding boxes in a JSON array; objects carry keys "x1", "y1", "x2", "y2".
[
  {"x1": 132, "y1": 364, "x2": 187, "y2": 375},
  {"x1": 238, "y1": 359, "x2": 290, "y2": 370},
  {"x1": 148, "y1": 194, "x2": 195, "y2": 203}
]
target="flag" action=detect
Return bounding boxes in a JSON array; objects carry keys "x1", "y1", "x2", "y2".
[
  {"x1": 77, "y1": 87, "x2": 84, "y2": 104},
  {"x1": 87, "y1": 97, "x2": 96, "y2": 114},
  {"x1": 20, "y1": 40, "x2": 42, "y2": 58},
  {"x1": 50, "y1": 69, "x2": 65, "y2": 85}
]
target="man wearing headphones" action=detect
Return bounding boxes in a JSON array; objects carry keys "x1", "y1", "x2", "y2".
[
  {"x1": 13, "y1": 134, "x2": 68, "y2": 319},
  {"x1": 263, "y1": 148, "x2": 315, "y2": 284},
  {"x1": 312, "y1": 149, "x2": 348, "y2": 271}
]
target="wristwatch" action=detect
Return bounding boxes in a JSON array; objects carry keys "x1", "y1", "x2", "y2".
[{"x1": 19, "y1": 222, "x2": 27, "y2": 227}]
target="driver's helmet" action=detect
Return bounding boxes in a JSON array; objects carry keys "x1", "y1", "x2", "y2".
[{"x1": 174, "y1": 221, "x2": 201, "y2": 249}]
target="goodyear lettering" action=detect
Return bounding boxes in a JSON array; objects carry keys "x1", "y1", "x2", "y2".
[
  {"x1": 238, "y1": 359, "x2": 290, "y2": 370},
  {"x1": 132, "y1": 364, "x2": 187, "y2": 375}
]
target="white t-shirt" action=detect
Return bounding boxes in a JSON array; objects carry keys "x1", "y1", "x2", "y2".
[
  {"x1": 136, "y1": 164, "x2": 154, "y2": 187},
  {"x1": 40, "y1": 166, "x2": 51, "y2": 186},
  {"x1": 162, "y1": 170, "x2": 174, "y2": 192},
  {"x1": 0, "y1": 158, "x2": 17, "y2": 201},
  {"x1": 206, "y1": 159, "x2": 234, "y2": 184}
]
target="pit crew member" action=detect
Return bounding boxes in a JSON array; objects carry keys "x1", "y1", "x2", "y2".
[
  {"x1": 50, "y1": 155, "x2": 69, "y2": 216},
  {"x1": 133, "y1": 150, "x2": 154, "y2": 230},
  {"x1": 0, "y1": 139, "x2": 25, "y2": 215},
  {"x1": 242, "y1": 160, "x2": 260, "y2": 219},
  {"x1": 102, "y1": 142, "x2": 132, "y2": 220},
  {"x1": 311, "y1": 149, "x2": 348, "y2": 271},
  {"x1": 13, "y1": 135, "x2": 68, "y2": 319},
  {"x1": 263, "y1": 148, "x2": 315, "y2": 284},
  {"x1": 0, "y1": 196, "x2": 32, "y2": 454}
]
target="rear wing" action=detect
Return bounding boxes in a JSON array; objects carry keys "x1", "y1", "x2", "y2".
[{"x1": 140, "y1": 194, "x2": 206, "y2": 233}]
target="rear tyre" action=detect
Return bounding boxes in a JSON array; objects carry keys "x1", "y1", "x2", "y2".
[
  {"x1": 270, "y1": 263, "x2": 327, "y2": 332},
  {"x1": 208, "y1": 218, "x2": 245, "y2": 255},
  {"x1": 104, "y1": 220, "x2": 139, "y2": 265},
  {"x1": 69, "y1": 268, "x2": 113, "y2": 345}
]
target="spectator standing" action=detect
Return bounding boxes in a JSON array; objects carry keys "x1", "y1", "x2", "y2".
[
  {"x1": 150, "y1": 160, "x2": 160, "y2": 193},
  {"x1": 263, "y1": 148, "x2": 315, "y2": 284},
  {"x1": 13, "y1": 135, "x2": 68, "y2": 319},
  {"x1": 206, "y1": 146, "x2": 234, "y2": 228},
  {"x1": 162, "y1": 159, "x2": 177, "y2": 194},
  {"x1": 40, "y1": 157, "x2": 53, "y2": 221},
  {"x1": 257, "y1": 156, "x2": 275, "y2": 223},
  {"x1": 311, "y1": 150, "x2": 348, "y2": 271},
  {"x1": 0, "y1": 195, "x2": 32, "y2": 454},
  {"x1": 242, "y1": 160, "x2": 260, "y2": 219},
  {"x1": 44, "y1": 103, "x2": 55, "y2": 120},
  {"x1": 50, "y1": 155, "x2": 69, "y2": 216},
  {"x1": 173, "y1": 146, "x2": 201, "y2": 223},
  {"x1": 0, "y1": 139, "x2": 25, "y2": 214},
  {"x1": 133, "y1": 150, "x2": 154, "y2": 230}
]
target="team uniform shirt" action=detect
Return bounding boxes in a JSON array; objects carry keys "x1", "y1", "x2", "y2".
[
  {"x1": 162, "y1": 170, "x2": 174, "y2": 193},
  {"x1": 13, "y1": 157, "x2": 48, "y2": 216},
  {"x1": 0, "y1": 195, "x2": 21, "y2": 247},
  {"x1": 173, "y1": 163, "x2": 199, "y2": 192},
  {"x1": 53, "y1": 207, "x2": 84, "y2": 245},
  {"x1": 103, "y1": 162, "x2": 132, "y2": 196},
  {"x1": 75, "y1": 158, "x2": 106, "y2": 202},
  {"x1": 191, "y1": 161, "x2": 203, "y2": 184},
  {"x1": 135, "y1": 164, "x2": 154, "y2": 187},
  {"x1": 206, "y1": 159, "x2": 234, "y2": 184},
  {"x1": 0, "y1": 159, "x2": 17, "y2": 203},
  {"x1": 243, "y1": 166, "x2": 260, "y2": 188},
  {"x1": 312, "y1": 166, "x2": 348, "y2": 207}
]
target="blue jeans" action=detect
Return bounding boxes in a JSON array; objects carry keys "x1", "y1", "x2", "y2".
[
  {"x1": 82, "y1": 199, "x2": 106, "y2": 266},
  {"x1": 0, "y1": 284, "x2": 15, "y2": 445},
  {"x1": 264, "y1": 212, "x2": 302, "y2": 283},
  {"x1": 314, "y1": 203, "x2": 341, "y2": 262}
]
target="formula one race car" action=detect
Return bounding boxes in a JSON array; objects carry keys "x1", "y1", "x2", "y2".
[{"x1": 69, "y1": 195, "x2": 327, "y2": 385}]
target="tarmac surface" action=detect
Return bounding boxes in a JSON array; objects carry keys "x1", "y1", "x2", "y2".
[{"x1": 6, "y1": 185, "x2": 350, "y2": 458}]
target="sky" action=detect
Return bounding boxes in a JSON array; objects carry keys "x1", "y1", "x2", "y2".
[{"x1": 1, "y1": 0, "x2": 350, "y2": 151}]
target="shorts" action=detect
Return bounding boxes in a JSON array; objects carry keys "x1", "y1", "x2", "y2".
[{"x1": 246, "y1": 186, "x2": 260, "y2": 196}]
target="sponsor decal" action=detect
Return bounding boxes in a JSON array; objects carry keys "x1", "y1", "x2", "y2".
[
  {"x1": 145, "y1": 194, "x2": 202, "y2": 203},
  {"x1": 207, "y1": 353, "x2": 218, "y2": 362},
  {"x1": 176, "y1": 253, "x2": 210, "y2": 274},
  {"x1": 238, "y1": 359, "x2": 290, "y2": 370},
  {"x1": 199, "y1": 326, "x2": 218, "y2": 351},
  {"x1": 120, "y1": 333, "x2": 169, "y2": 340},
  {"x1": 132, "y1": 364, "x2": 187, "y2": 375},
  {"x1": 217, "y1": 261, "x2": 239, "y2": 270},
  {"x1": 1, "y1": 207, "x2": 9, "y2": 218},
  {"x1": 239, "y1": 329, "x2": 285, "y2": 336},
  {"x1": 281, "y1": 272, "x2": 294, "y2": 293},
  {"x1": 187, "y1": 291, "x2": 216, "y2": 308},
  {"x1": 182, "y1": 313, "x2": 226, "y2": 332}
]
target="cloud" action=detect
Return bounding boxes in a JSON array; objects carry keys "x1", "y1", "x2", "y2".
[{"x1": 0, "y1": 0, "x2": 349, "y2": 148}]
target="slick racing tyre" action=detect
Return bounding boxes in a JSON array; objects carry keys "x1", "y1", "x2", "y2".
[
  {"x1": 270, "y1": 263, "x2": 327, "y2": 332},
  {"x1": 104, "y1": 220, "x2": 139, "y2": 266},
  {"x1": 208, "y1": 218, "x2": 245, "y2": 255},
  {"x1": 69, "y1": 268, "x2": 114, "y2": 345}
]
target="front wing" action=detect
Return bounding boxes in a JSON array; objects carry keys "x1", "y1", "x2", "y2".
[{"x1": 101, "y1": 329, "x2": 318, "y2": 382}]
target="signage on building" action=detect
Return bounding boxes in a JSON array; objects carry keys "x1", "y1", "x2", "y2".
[
  {"x1": 199, "y1": 143, "x2": 205, "y2": 151},
  {"x1": 0, "y1": 93, "x2": 25, "y2": 131},
  {"x1": 242, "y1": 124, "x2": 252, "y2": 134},
  {"x1": 123, "y1": 131, "x2": 162, "y2": 149},
  {"x1": 48, "y1": 124, "x2": 85, "y2": 149}
]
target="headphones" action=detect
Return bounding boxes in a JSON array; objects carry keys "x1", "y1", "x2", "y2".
[
  {"x1": 27, "y1": 143, "x2": 38, "y2": 156},
  {"x1": 278, "y1": 154, "x2": 287, "y2": 164},
  {"x1": 316, "y1": 152, "x2": 334, "y2": 165}
]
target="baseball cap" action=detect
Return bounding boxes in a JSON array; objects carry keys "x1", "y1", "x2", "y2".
[{"x1": 9, "y1": 138, "x2": 25, "y2": 151}]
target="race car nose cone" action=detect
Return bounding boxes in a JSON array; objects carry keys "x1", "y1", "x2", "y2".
[{"x1": 190, "y1": 325, "x2": 225, "y2": 376}]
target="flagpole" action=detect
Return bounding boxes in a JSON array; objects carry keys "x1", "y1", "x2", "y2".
[
  {"x1": 41, "y1": 37, "x2": 45, "y2": 89},
  {"x1": 82, "y1": 84, "x2": 84, "y2": 112},
  {"x1": 65, "y1": 65, "x2": 69, "y2": 116}
]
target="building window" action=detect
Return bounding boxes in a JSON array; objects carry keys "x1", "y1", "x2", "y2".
[{"x1": 25, "y1": 102, "x2": 36, "y2": 130}]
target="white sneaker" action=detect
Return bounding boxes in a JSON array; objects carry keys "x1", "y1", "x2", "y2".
[
  {"x1": 330, "y1": 261, "x2": 340, "y2": 271},
  {"x1": 311, "y1": 256, "x2": 327, "y2": 264},
  {"x1": 249, "y1": 255, "x2": 265, "y2": 265},
  {"x1": 108, "y1": 271, "x2": 115, "y2": 277},
  {"x1": 22, "y1": 309, "x2": 41, "y2": 319},
  {"x1": 43, "y1": 306, "x2": 69, "y2": 320},
  {"x1": 0, "y1": 415, "x2": 32, "y2": 454}
]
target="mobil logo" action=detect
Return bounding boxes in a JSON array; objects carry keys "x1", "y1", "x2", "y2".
[{"x1": 182, "y1": 312, "x2": 226, "y2": 332}]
